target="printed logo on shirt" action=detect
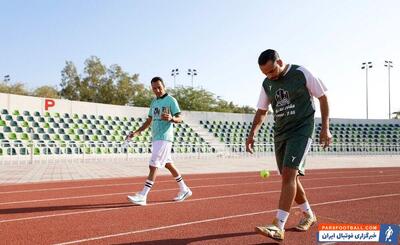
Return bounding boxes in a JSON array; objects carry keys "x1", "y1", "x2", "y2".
[
  {"x1": 275, "y1": 89, "x2": 290, "y2": 107},
  {"x1": 154, "y1": 107, "x2": 160, "y2": 117}
]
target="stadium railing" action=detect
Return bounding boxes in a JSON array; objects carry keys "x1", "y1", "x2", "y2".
[{"x1": 1, "y1": 141, "x2": 399, "y2": 165}]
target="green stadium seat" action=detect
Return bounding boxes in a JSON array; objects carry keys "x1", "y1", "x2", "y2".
[{"x1": 8, "y1": 133, "x2": 17, "y2": 140}]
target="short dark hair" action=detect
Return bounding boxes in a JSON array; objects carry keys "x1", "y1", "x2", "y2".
[
  {"x1": 258, "y1": 49, "x2": 280, "y2": 66},
  {"x1": 150, "y1": 76, "x2": 165, "y2": 86}
]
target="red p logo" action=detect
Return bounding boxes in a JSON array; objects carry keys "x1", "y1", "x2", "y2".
[{"x1": 45, "y1": 99, "x2": 55, "y2": 111}]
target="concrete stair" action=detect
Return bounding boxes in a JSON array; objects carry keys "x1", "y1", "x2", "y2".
[{"x1": 183, "y1": 118, "x2": 227, "y2": 153}]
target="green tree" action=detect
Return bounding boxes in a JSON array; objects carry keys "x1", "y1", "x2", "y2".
[
  {"x1": 32, "y1": 86, "x2": 60, "y2": 98},
  {"x1": 111, "y1": 65, "x2": 139, "y2": 105},
  {"x1": 128, "y1": 83, "x2": 154, "y2": 107},
  {"x1": 0, "y1": 81, "x2": 29, "y2": 96},
  {"x1": 60, "y1": 56, "x2": 140, "y2": 105},
  {"x1": 60, "y1": 61, "x2": 80, "y2": 100},
  {"x1": 169, "y1": 86, "x2": 217, "y2": 111}
]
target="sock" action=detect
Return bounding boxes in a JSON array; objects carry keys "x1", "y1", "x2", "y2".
[
  {"x1": 275, "y1": 209, "x2": 289, "y2": 230},
  {"x1": 299, "y1": 201, "x2": 314, "y2": 217},
  {"x1": 140, "y1": 180, "x2": 154, "y2": 196},
  {"x1": 175, "y1": 175, "x2": 188, "y2": 191}
]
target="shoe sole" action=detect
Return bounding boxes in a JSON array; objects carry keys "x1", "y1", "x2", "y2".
[
  {"x1": 127, "y1": 196, "x2": 146, "y2": 206},
  {"x1": 295, "y1": 219, "x2": 317, "y2": 231},
  {"x1": 174, "y1": 191, "x2": 192, "y2": 202},
  {"x1": 254, "y1": 227, "x2": 283, "y2": 241}
]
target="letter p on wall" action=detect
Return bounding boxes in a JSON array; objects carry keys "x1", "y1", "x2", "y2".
[{"x1": 45, "y1": 99, "x2": 55, "y2": 111}]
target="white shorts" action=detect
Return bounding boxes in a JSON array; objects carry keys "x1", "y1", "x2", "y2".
[{"x1": 149, "y1": 140, "x2": 173, "y2": 168}]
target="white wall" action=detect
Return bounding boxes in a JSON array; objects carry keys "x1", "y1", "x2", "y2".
[{"x1": 0, "y1": 92, "x2": 398, "y2": 125}]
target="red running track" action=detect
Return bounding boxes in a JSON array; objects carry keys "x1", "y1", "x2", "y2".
[{"x1": 0, "y1": 167, "x2": 399, "y2": 244}]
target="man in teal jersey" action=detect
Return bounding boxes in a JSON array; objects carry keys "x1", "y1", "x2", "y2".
[
  {"x1": 127, "y1": 77, "x2": 192, "y2": 206},
  {"x1": 246, "y1": 50, "x2": 332, "y2": 241}
]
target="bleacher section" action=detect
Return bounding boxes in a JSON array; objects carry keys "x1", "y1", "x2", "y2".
[
  {"x1": 201, "y1": 120, "x2": 400, "y2": 153},
  {"x1": 0, "y1": 92, "x2": 399, "y2": 158},
  {"x1": 0, "y1": 108, "x2": 213, "y2": 156}
]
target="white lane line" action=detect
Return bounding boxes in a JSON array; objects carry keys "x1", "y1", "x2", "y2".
[
  {"x1": 0, "y1": 180, "x2": 398, "y2": 224},
  {"x1": 1, "y1": 174, "x2": 399, "y2": 206},
  {"x1": 54, "y1": 193, "x2": 400, "y2": 245},
  {"x1": 0, "y1": 174, "x2": 258, "y2": 194},
  {"x1": 0, "y1": 169, "x2": 394, "y2": 194},
  {"x1": 1, "y1": 173, "x2": 399, "y2": 206}
]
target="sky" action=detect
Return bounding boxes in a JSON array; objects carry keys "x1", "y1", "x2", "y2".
[{"x1": 0, "y1": 0, "x2": 399, "y2": 119}]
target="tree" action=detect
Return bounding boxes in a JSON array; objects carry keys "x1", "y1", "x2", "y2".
[
  {"x1": 128, "y1": 83, "x2": 154, "y2": 107},
  {"x1": 59, "y1": 56, "x2": 141, "y2": 105},
  {"x1": 32, "y1": 86, "x2": 60, "y2": 98},
  {"x1": 169, "y1": 86, "x2": 217, "y2": 111},
  {"x1": 111, "y1": 65, "x2": 138, "y2": 105},
  {"x1": 60, "y1": 61, "x2": 80, "y2": 100},
  {"x1": 0, "y1": 81, "x2": 29, "y2": 96},
  {"x1": 168, "y1": 86, "x2": 256, "y2": 113}
]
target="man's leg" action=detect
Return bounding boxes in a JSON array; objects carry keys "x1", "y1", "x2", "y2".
[
  {"x1": 295, "y1": 176, "x2": 317, "y2": 231},
  {"x1": 127, "y1": 166, "x2": 158, "y2": 206},
  {"x1": 165, "y1": 163, "x2": 189, "y2": 192},
  {"x1": 165, "y1": 162, "x2": 180, "y2": 177},
  {"x1": 255, "y1": 140, "x2": 287, "y2": 241},
  {"x1": 295, "y1": 176, "x2": 307, "y2": 205},
  {"x1": 276, "y1": 167, "x2": 299, "y2": 228},
  {"x1": 286, "y1": 136, "x2": 316, "y2": 231},
  {"x1": 141, "y1": 166, "x2": 158, "y2": 195}
]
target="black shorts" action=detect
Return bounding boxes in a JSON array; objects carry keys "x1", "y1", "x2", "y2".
[{"x1": 274, "y1": 136, "x2": 312, "y2": 176}]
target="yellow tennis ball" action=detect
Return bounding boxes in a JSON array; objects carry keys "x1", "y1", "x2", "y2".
[{"x1": 260, "y1": 169, "x2": 270, "y2": 179}]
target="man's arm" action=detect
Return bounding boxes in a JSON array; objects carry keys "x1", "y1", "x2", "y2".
[
  {"x1": 161, "y1": 113, "x2": 183, "y2": 124},
  {"x1": 171, "y1": 114, "x2": 183, "y2": 123},
  {"x1": 246, "y1": 109, "x2": 268, "y2": 154},
  {"x1": 127, "y1": 116, "x2": 152, "y2": 139},
  {"x1": 318, "y1": 95, "x2": 332, "y2": 148}
]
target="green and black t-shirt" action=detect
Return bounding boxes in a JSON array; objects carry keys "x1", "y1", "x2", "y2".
[{"x1": 257, "y1": 64, "x2": 327, "y2": 142}]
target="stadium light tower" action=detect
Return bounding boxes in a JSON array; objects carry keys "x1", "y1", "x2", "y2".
[
  {"x1": 4, "y1": 74, "x2": 10, "y2": 83},
  {"x1": 361, "y1": 62, "x2": 373, "y2": 119},
  {"x1": 384, "y1": 61, "x2": 393, "y2": 119},
  {"x1": 171, "y1": 68, "x2": 179, "y2": 88},
  {"x1": 187, "y1": 69, "x2": 198, "y2": 87}
]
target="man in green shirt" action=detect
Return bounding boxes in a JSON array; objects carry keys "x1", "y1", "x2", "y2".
[
  {"x1": 127, "y1": 77, "x2": 192, "y2": 206},
  {"x1": 246, "y1": 49, "x2": 332, "y2": 241}
]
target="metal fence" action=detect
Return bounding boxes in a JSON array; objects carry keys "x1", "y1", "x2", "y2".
[{"x1": 1, "y1": 141, "x2": 399, "y2": 164}]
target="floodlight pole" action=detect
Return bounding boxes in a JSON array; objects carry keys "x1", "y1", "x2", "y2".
[
  {"x1": 171, "y1": 68, "x2": 179, "y2": 88},
  {"x1": 361, "y1": 62, "x2": 373, "y2": 119},
  {"x1": 385, "y1": 61, "x2": 393, "y2": 119},
  {"x1": 187, "y1": 69, "x2": 198, "y2": 87}
]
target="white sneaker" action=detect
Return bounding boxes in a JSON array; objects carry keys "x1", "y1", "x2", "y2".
[
  {"x1": 174, "y1": 188, "x2": 192, "y2": 202},
  {"x1": 127, "y1": 193, "x2": 147, "y2": 206}
]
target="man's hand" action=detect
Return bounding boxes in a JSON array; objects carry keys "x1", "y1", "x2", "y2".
[
  {"x1": 126, "y1": 131, "x2": 139, "y2": 140},
  {"x1": 320, "y1": 127, "x2": 332, "y2": 149},
  {"x1": 246, "y1": 136, "x2": 255, "y2": 154},
  {"x1": 161, "y1": 113, "x2": 173, "y2": 122}
]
